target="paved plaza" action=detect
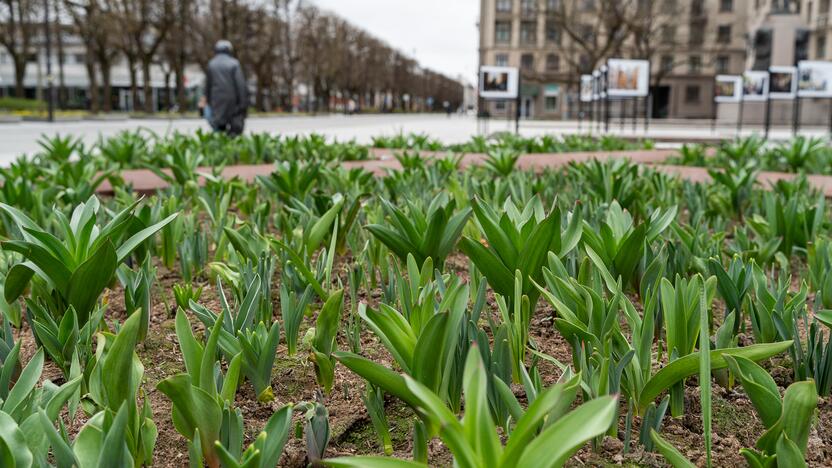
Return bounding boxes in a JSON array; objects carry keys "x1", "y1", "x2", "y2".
[{"x1": 0, "y1": 113, "x2": 829, "y2": 165}]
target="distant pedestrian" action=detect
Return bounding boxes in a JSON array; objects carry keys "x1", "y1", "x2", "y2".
[
  {"x1": 443, "y1": 100, "x2": 451, "y2": 117},
  {"x1": 198, "y1": 95, "x2": 211, "y2": 123},
  {"x1": 206, "y1": 40, "x2": 248, "y2": 136}
]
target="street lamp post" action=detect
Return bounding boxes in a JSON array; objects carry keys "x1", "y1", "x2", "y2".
[{"x1": 43, "y1": 0, "x2": 54, "y2": 122}]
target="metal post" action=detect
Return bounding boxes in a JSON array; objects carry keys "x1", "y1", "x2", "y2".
[
  {"x1": 792, "y1": 96, "x2": 800, "y2": 137},
  {"x1": 593, "y1": 98, "x2": 598, "y2": 133},
  {"x1": 825, "y1": 98, "x2": 832, "y2": 134},
  {"x1": 645, "y1": 93, "x2": 651, "y2": 133},
  {"x1": 764, "y1": 96, "x2": 772, "y2": 140},
  {"x1": 603, "y1": 68, "x2": 610, "y2": 133},
  {"x1": 711, "y1": 95, "x2": 718, "y2": 135},
  {"x1": 515, "y1": 76, "x2": 521, "y2": 135},
  {"x1": 619, "y1": 99, "x2": 625, "y2": 132},
  {"x1": 43, "y1": 0, "x2": 54, "y2": 122},
  {"x1": 737, "y1": 99, "x2": 745, "y2": 137}
]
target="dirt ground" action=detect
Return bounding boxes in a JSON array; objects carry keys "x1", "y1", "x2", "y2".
[{"x1": 13, "y1": 251, "x2": 832, "y2": 467}]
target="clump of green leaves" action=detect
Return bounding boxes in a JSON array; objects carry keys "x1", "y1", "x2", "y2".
[{"x1": 365, "y1": 193, "x2": 471, "y2": 270}]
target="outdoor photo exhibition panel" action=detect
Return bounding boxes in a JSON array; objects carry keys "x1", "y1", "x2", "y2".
[
  {"x1": 478, "y1": 66, "x2": 521, "y2": 133},
  {"x1": 737, "y1": 71, "x2": 769, "y2": 135},
  {"x1": 769, "y1": 66, "x2": 797, "y2": 100},
  {"x1": 794, "y1": 61, "x2": 832, "y2": 134},
  {"x1": 714, "y1": 63, "x2": 832, "y2": 137},
  {"x1": 604, "y1": 59, "x2": 651, "y2": 132},
  {"x1": 714, "y1": 75, "x2": 742, "y2": 103}
]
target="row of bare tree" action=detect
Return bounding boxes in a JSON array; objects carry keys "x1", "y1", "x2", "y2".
[{"x1": 0, "y1": 0, "x2": 464, "y2": 113}]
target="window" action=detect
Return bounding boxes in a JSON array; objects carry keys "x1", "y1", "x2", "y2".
[
  {"x1": 661, "y1": 0, "x2": 678, "y2": 13},
  {"x1": 685, "y1": 85, "x2": 701, "y2": 103},
  {"x1": 521, "y1": 0, "x2": 536, "y2": 14},
  {"x1": 580, "y1": 24, "x2": 594, "y2": 42},
  {"x1": 662, "y1": 25, "x2": 676, "y2": 43},
  {"x1": 544, "y1": 84, "x2": 559, "y2": 112},
  {"x1": 545, "y1": 96, "x2": 559, "y2": 112},
  {"x1": 579, "y1": 0, "x2": 596, "y2": 11},
  {"x1": 495, "y1": 53, "x2": 509, "y2": 67},
  {"x1": 579, "y1": 54, "x2": 590, "y2": 72},
  {"x1": 689, "y1": 55, "x2": 702, "y2": 74},
  {"x1": 547, "y1": 0, "x2": 560, "y2": 10},
  {"x1": 546, "y1": 20, "x2": 561, "y2": 44},
  {"x1": 818, "y1": 34, "x2": 827, "y2": 58},
  {"x1": 74, "y1": 53, "x2": 86, "y2": 64},
  {"x1": 720, "y1": 0, "x2": 733, "y2": 12},
  {"x1": 752, "y1": 29, "x2": 773, "y2": 69},
  {"x1": 661, "y1": 55, "x2": 674, "y2": 73},
  {"x1": 822, "y1": 0, "x2": 831, "y2": 14},
  {"x1": 521, "y1": 53, "x2": 535, "y2": 70},
  {"x1": 495, "y1": 21, "x2": 511, "y2": 44},
  {"x1": 796, "y1": 28, "x2": 810, "y2": 62},
  {"x1": 520, "y1": 21, "x2": 537, "y2": 44},
  {"x1": 771, "y1": 0, "x2": 800, "y2": 14},
  {"x1": 691, "y1": 0, "x2": 705, "y2": 16},
  {"x1": 689, "y1": 23, "x2": 705, "y2": 45},
  {"x1": 496, "y1": 101, "x2": 506, "y2": 111},
  {"x1": 717, "y1": 25, "x2": 732, "y2": 43},
  {"x1": 716, "y1": 55, "x2": 730, "y2": 73},
  {"x1": 496, "y1": 0, "x2": 512, "y2": 12},
  {"x1": 545, "y1": 53, "x2": 560, "y2": 71}
]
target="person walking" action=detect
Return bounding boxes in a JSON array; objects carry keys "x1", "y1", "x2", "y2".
[{"x1": 206, "y1": 40, "x2": 248, "y2": 136}]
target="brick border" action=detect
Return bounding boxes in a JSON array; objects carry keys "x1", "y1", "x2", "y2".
[{"x1": 94, "y1": 149, "x2": 832, "y2": 197}]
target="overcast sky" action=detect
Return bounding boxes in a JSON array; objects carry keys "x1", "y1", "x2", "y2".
[{"x1": 310, "y1": 0, "x2": 479, "y2": 86}]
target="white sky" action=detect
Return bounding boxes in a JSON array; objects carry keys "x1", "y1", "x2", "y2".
[{"x1": 310, "y1": 0, "x2": 480, "y2": 86}]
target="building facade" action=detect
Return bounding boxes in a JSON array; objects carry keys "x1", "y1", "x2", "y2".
[
  {"x1": 479, "y1": 0, "x2": 827, "y2": 122},
  {"x1": 0, "y1": 30, "x2": 204, "y2": 112}
]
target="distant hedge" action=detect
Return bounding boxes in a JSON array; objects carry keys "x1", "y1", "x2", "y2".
[{"x1": 0, "y1": 97, "x2": 47, "y2": 111}]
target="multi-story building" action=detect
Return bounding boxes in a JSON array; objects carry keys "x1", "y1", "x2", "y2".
[{"x1": 479, "y1": 0, "x2": 828, "y2": 122}]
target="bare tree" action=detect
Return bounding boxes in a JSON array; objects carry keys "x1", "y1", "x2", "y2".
[
  {"x1": 47, "y1": 0, "x2": 462, "y2": 113},
  {"x1": 108, "y1": 0, "x2": 173, "y2": 112},
  {"x1": 272, "y1": 0, "x2": 299, "y2": 110},
  {"x1": 546, "y1": 0, "x2": 629, "y2": 75},
  {"x1": 162, "y1": 0, "x2": 193, "y2": 112},
  {"x1": 0, "y1": 0, "x2": 36, "y2": 97}
]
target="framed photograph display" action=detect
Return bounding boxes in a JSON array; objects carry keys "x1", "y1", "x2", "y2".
[
  {"x1": 769, "y1": 66, "x2": 797, "y2": 100},
  {"x1": 715, "y1": 75, "x2": 743, "y2": 103},
  {"x1": 606, "y1": 59, "x2": 650, "y2": 97},
  {"x1": 742, "y1": 71, "x2": 769, "y2": 101},
  {"x1": 797, "y1": 61, "x2": 832, "y2": 98},
  {"x1": 580, "y1": 75, "x2": 593, "y2": 102},
  {"x1": 479, "y1": 66, "x2": 519, "y2": 99}
]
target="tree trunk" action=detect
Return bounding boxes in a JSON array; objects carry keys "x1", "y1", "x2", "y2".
[
  {"x1": 100, "y1": 59, "x2": 112, "y2": 112},
  {"x1": 55, "y1": 2, "x2": 66, "y2": 107},
  {"x1": 142, "y1": 59, "x2": 153, "y2": 113},
  {"x1": 174, "y1": 61, "x2": 186, "y2": 113},
  {"x1": 13, "y1": 57, "x2": 25, "y2": 98},
  {"x1": 85, "y1": 58, "x2": 99, "y2": 113},
  {"x1": 127, "y1": 57, "x2": 139, "y2": 112},
  {"x1": 254, "y1": 74, "x2": 264, "y2": 111}
]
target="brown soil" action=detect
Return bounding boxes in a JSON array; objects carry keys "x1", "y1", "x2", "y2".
[{"x1": 13, "y1": 250, "x2": 832, "y2": 467}]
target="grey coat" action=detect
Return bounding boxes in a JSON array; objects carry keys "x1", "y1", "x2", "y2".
[{"x1": 205, "y1": 52, "x2": 248, "y2": 128}]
